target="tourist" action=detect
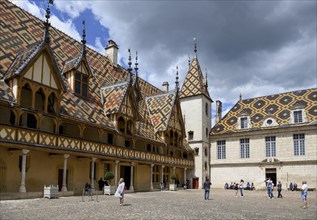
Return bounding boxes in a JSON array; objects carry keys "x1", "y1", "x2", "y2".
[
  {"x1": 115, "y1": 178, "x2": 125, "y2": 206},
  {"x1": 239, "y1": 179, "x2": 244, "y2": 197},
  {"x1": 289, "y1": 182, "x2": 294, "y2": 191},
  {"x1": 266, "y1": 178, "x2": 274, "y2": 199},
  {"x1": 98, "y1": 177, "x2": 104, "y2": 191},
  {"x1": 246, "y1": 182, "x2": 250, "y2": 190},
  {"x1": 277, "y1": 181, "x2": 283, "y2": 198},
  {"x1": 224, "y1": 182, "x2": 229, "y2": 189},
  {"x1": 203, "y1": 177, "x2": 212, "y2": 200},
  {"x1": 85, "y1": 182, "x2": 92, "y2": 196},
  {"x1": 301, "y1": 181, "x2": 308, "y2": 209},
  {"x1": 160, "y1": 182, "x2": 164, "y2": 191},
  {"x1": 234, "y1": 182, "x2": 239, "y2": 197},
  {"x1": 251, "y1": 182, "x2": 255, "y2": 190}
]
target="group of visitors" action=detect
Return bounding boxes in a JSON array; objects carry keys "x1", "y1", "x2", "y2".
[
  {"x1": 224, "y1": 181, "x2": 254, "y2": 191},
  {"x1": 289, "y1": 182, "x2": 298, "y2": 191},
  {"x1": 206, "y1": 177, "x2": 309, "y2": 209},
  {"x1": 97, "y1": 178, "x2": 109, "y2": 191}
]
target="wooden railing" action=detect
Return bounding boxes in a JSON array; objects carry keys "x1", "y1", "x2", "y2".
[{"x1": 0, "y1": 124, "x2": 194, "y2": 167}]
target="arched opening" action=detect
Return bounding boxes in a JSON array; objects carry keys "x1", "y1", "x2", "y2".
[
  {"x1": 170, "y1": 130, "x2": 173, "y2": 146},
  {"x1": 35, "y1": 88, "x2": 45, "y2": 112},
  {"x1": 19, "y1": 112, "x2": 37, "y2": 129},
  {"x1": 83, "y1": 126, "x2": 99, "y2": 142},
  {"x1": 47, "y1": 92, "x2": 57, "y2": 114},
  {"x1": 40, "y1": 117, "x2": 55, "y2": 133},
  {"x1": 20, "y1": 83, "x2": 32, "y2": 109},
  {"x1": 59, "y1": 122, "x2": 80, "y2": 138},
  {"x1": 118, "y1": 117, "x2": 125, "y2": 133},
  {"x1": 0, "y1": 106, "x2": 15, "y2": 125}
]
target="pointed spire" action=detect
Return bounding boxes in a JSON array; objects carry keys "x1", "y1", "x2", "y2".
[
  {"x1": 188, "y1": 55, "x2": 191, "y2": 70},
  {"x1": 239, "y1": 93, "x2": 242, "y2": 101},
  {"x1": 43, "y1": 0, "x2": 54, "y2": 43},
  {"x1": 81, "y1": 19, "x2": 87, "y2": 56},
  {"x1": 134, "y1": 51, "x2": 138, "y2": 77},
  {"x1": 193, "y1": 37, "x2": 197, "y2": 58},
  {"x1": 175, "y1": 66, "x2": 179, "y2": 93}
]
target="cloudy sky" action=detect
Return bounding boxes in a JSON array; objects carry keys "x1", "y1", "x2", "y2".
[{"x1": 12, "y1": 0, "x2": 316, "y2": 122}]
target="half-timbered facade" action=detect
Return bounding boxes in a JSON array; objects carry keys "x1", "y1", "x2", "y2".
[{"x1": 0, "y1": 0, "x2": 194, "y2": 198}]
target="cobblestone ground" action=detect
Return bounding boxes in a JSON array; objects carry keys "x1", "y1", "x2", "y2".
[{"x1": 0, "y1": 189, "x2": 316, "y2": 220}]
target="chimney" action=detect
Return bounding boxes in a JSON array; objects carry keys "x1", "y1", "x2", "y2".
[
  {"x1": 105, "y1": 40, "x2": 118, "y2": 66},
  {"x1": 162, "y1": 82, "x2": 169, "y2": 93},
  {"x1": 215, "y1": 100, "x2": 222, "y2": 124}
]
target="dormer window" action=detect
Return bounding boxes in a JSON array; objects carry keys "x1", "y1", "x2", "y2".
[
  {"x1": 261, "y1": 117, "x2": 278, "y2": 127},
  {"x1": 294, "y1": 110, "x2": 303, "y2": 123},
  {"x1": 75, "y1": 72, "x2": 88, "y2": 97},
  {"x1": 188, "y1": 131, "x2": 194, "y2": 140},
  {"x1": 240, "y1": 117, "x2": 248, "y2": 129}
]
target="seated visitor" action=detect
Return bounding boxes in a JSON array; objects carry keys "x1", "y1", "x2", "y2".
[{"x1": 246, "y1": 182, "x2": 250, "y2": 190}]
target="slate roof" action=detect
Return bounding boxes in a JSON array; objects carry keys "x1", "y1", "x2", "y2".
[
  {"x1": 211, "y1": 88, "x2": 317, "y2": 135},
  {"x1": 180, "y1": 58, "x2": 211, "y2": 100}
]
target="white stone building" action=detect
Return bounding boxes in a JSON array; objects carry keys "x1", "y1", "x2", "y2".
[{"x1": 210, "y1": 89, "x2": 317, "y2": 190}]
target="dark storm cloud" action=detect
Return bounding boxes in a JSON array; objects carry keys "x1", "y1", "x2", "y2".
[{"x1": 52, "y1": 0, "x2": 317, "y2": 112}]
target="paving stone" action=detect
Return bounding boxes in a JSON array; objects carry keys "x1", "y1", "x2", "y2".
[{"x1": 0, "y1": 189, "x2": 316, "y2": 220}]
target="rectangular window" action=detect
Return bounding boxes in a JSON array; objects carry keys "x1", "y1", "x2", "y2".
[
  {"x1": 75, "y1": 72, "x2": 88, "y2": 98},
  {"x1": 265, "y1": 136, "x2": 276, "y2": 157},
  {"x1": 294, "y1": 110, "x2": 303, "y2": 123},
  {"x1": 240, "y1": 138, "x2": 250, "y2": 158},
  {"x1": 217, "y1": 140, "x2": 226, "y2": 159},
  {"x1": 240, "y1": 117, "x2": 248, "y2": 129},
  {"x1": 293, "y1": 134, "x2": 305, "y2": 156}
]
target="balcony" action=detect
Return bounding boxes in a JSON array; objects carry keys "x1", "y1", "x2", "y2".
[{"x1": 0, "y1": 124, "x2": 194, "y2": 167}]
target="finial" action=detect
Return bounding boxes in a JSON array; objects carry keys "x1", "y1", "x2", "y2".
[
  {"x1": 188, "y1": 55, "x2": 191, "y2": 69},
  {"x1": 175, "y1": 66, "x2": 179, "y2": 92},
  {"x1": 128, "y1": 48, "x2": 132, "y2": 73},
  {"x1": 134, "y1": 51, "x2": 138, "y2": 77},
  {"x1": 43, "y1": 0, "x2": 54, "y2": 43},
  {"x1": 81, "y1": 19, "x2": 87, "y2": 56},
  {"x1": 193, "y1": 37, "x2": 197, "y2": 58},
  {"x1": 205, "y1": 68, "x2": 208, "y2": 88},
  {"x1": 239, "y1": 93, "x2": 242, "y2": 101}
]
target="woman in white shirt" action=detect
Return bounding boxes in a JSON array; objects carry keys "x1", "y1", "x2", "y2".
[{"x1": 115, "y1": 178, "x2": 125, "y2": 206}]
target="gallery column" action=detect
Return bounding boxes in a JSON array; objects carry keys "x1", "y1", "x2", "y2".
[
  {"x1": 150, "y1": 164, "x2": 154, "y2": 190},
  {"x1": 19, "y1": 149, "x2": 30, "y2": 192},
  {"x1": 184, "y1": 168, "x2": 187, "y2": 186},
  {"x1": 130, "y1": 162, "x2": 135, "y2": 192},
  {"x1": 90, "y1": 157, "x2": 97, "y2": 189},
  {"x1": 61, "y1": 154, "x2": 70, "y2": 192},
  {"x1": 114, "y1": 160, "x2": 119, "y2": 187}
]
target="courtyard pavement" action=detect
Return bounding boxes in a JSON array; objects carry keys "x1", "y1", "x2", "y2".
[{"x1": 0, "y1": 189, "x2": 316, "y2": 220}]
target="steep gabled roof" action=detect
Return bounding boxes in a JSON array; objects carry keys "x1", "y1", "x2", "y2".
[
  {"x1": 101, "y1": 81, "x2": 129, "y2": 115},
  {"x1": 180, "y1": 58, "x2": 211, "y2": 100},
  {"x1": 146, "y1": 92, "x2": 177, "y2": 132},
  {"x1": 211, "y1": 88, "x2": 317, "y2": 135},
  {"x1": 62, "y1": 53, "x2": 94, "y2": 77}
]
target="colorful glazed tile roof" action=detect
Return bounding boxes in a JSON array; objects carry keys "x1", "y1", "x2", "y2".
[
  {"x1": 211, "y1": 88, "x2": 317, "y2": 135},
  {"x1": 180, "y1": 58, "x2": 211, "y2": 100},
  {"x1": 146, "y1": 92, "x2": 177, "y2": 132},
  {"x1": 0, "y1": 80, "x2": 15, "y2": 102},
  {"x1": 101, "y1": 82, "x2": 129, "y2": 115},
  {"x1": 0, "y1": 0, "x2": 187, "y2": 144}
]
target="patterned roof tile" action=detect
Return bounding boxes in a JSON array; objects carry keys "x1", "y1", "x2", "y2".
[
  {"x1": 180, "y1": 58, "x2": 210, "y2": 99},
  {"x1": 211, "y1": 88, "x2": 317, "y2": 135},
  {"x1": 146, "y1": 92, "x2": 176, "y2": 132}
]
